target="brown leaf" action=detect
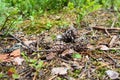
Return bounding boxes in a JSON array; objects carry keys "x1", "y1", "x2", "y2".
[
  {"x1": 23, "y1": 40, "x2": 36, "y2": 46},
  {"x1": 10, "y1": 49, "x2": 21, "y2": 57},
  {"x1": 46, "y1": 52, "x2": 56, "y2": 60},
  {"x1": 87, "y1": 44, "x2": 95, "y2": 50},
  {"x1": 61, "y1": 49, "x2": 75, "y2": 57},
  {"x1": 0, "y1": 49, "x2": 20, "y2": 62}
]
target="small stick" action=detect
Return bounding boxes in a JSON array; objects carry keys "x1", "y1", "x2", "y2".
[
  {"x1": 9, "y1": 33, "x2": 35, "y2": 52},
  {"x1": 105, "y1": 27, "x2": 111, "y2": 37},
  {"x1": 48, "y1": 75, "x2": 57, "y2": 80},
  {"x1": 109, "y1": 48, "x2": 120, "y2": 50},
  {"x1": 35, "y1": 49, "x2": 57, "y2": 52},
  {"x1": 111, "y1": 19, "x2": 116, "y2": 28},
  {"x1": 79, "y1": 61, "x2": 88, "y2": 78},
  {"x1": 104, "y1": 52, "x2": 117, "y2": 64},
  {"x1": 79, "y1": 56, "x2": 89, "y2": 78},
  {"x1": 32, "y1": 72, "x2": 37, "y2": 80},
  {"x1": 92, "y1": 26, "x2": 120, "y2": 32},
  {"x1": 105, "y1": 52, "x2": 120, "y2": 68},
  {"x1": 36, "y1": 37, "x2": 39, "y2": 51}
]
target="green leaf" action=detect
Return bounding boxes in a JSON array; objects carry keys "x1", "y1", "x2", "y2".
[
  {"x1": 68, "y1": 2, "x2": 74, "y2": 10},
  {"x1": 29, "y1": 59, "x2": 37, "y2": 63},
  {"x1": 12, "y1": 74, "x2": 20, "y2": 79},
  {"x1": 36, "y1": 61, "x2": 43, "y2": 69},
  {"x1": 72, "y1": 53, "x2": 81, "y2": 59},
  {"x1": 0, "y1": 73, "x2": 4, "y2": 78},
  {"x1": 30, "y1": 16, "x2": 34, "y2": 21},
  {"x1": 29, "y1": 63, "x2": 36, "y2": 67}
]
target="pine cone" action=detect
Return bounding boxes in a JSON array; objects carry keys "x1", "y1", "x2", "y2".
[{"x1": 61, "y1": 25, "x2": 78, "y2": 43}]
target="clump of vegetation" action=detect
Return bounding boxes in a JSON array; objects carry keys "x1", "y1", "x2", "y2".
[{"x1": 1, "y1": 0, "x2": 120, "y2": 34}]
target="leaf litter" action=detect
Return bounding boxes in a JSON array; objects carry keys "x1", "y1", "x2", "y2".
[{"x1": 0, "y1": 10, "x2": 120, "y2": 80}]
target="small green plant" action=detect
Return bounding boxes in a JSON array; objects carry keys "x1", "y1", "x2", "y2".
[
  {"x1": 96, "y1": 68, "x2": 107, "y2": 78},
  {"x1": 46, "y1": 21, "x2": 52, "y2": 30},
  {"x1": 110, "y1": 49, "x2": 120, "y2": 54},
  {"x1": 67, "y1": 2, "x2": 74, "y2": 10},
  {"x1": 0, "y1": 73, "x2": 4, "y2": 78},
  {"x1": 28, "y1": 59, "x2": 43, "y2": 71},
  {"x1": 0, "y1": 0, "x2": 22, "y2": 35},
  {"x1": 21, "y1": 52, "x2": 44, "y2": 71},
  {"x1": 72, "y1": 53, "x2": 82, "y2": 59},
  {"x1": 68, "y1": 69, "x2": 81, "y2": 78},
  {"x1": 12, "y1": 74, "x2": 20, "y2": 79},
  {"x1": 76, "y1": 0, "x2": 101, "y2": 27},
  {"x1": 7, "y1": 67, "x2": 20, "y2": 79}
]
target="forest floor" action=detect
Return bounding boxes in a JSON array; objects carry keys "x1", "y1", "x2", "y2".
[{"x1": 0, "y1": 9, "x2": 120, "y2": 80}]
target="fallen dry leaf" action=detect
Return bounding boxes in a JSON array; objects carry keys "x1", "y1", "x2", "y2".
[
  {"x1": 23, "y1": 40, "x2": 36, "y2": 46},
  {"x1": 99, "y1": 45, "x2": 109, "y2": 50},
  {"x1": 106, "y1": 70, "x2": 119, "y2": 79},
  {"x1": 61, "y1": 49, "x2": 75, "y2": 57},
  {"x1": 51, "y1": 67, "x2": 68, "y2": 75},
  {"x1": 0, "y1": 49, "x2": 20, "y2": 62},
  {"x1": 13, "y1": 57, "x2": 24, "y2": 65},
  {"x1": 46, "y1": 52, "x2": 56, "y2": 60},
  {"x1": 10, "y1": 49, "x2": 21, "y2": 57},
  {"x1": 87, "y1": 44, "x2": 95, "y2": 50}
]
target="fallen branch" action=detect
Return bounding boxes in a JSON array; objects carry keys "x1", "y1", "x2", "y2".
[
  {"x1": 109, "y1": 48, "x2": 120, "y2": 50},
  {"x1": 9, "y1": 33, "x2": 35, "y2": 52},
  {"x1": 105, "y1": 27, "x2": 111, "y2": 37},
  {"x1": 92, "y1": 26, "x2": 120, "y2": 32}
]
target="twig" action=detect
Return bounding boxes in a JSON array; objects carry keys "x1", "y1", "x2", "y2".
[
  {"x1": 9, "y1": 33, "x2": 35, "y2": 52},
  {"x1": 92, "y1": 26, "x2": 120, "y2": 32},
  {"x1": 104, "y1": 52, "x2": 117, "y2": 64},
  {"x1": 48, "y1": 75, "x2": 57, "y2": 80},
  {"x1": 19, "y1": 67, "x2": 31, "y2": 76},
  {"x1": 111, "y1": 19, "x2": 116, "y2": 28},
  {"x1": 78, "y1": 62, "x2": 88, "y2": 78},
  {"x1": 32, "y1": 72, "x2": 37, "y2": 80},
  {"x1": 109, "y1": 48, "x2": 120, "y2": 50},
  {"x1": 81, "y1": 31, "x2": 92, "y2": 35},
  {"x1": 36, "y1": 37, "x2": 39, "y2": 51},
  {"x1": 79, "y1": 56, "x2": 89, "y2": 78},
  {"x1": 104, "y1": 52, "x2": 120, "y2": 68},
  {"x1": 105, "y1": 27, "x2": 111, "y2": 37},
  {"x1": 35, "y1": 49, "x2": 57, "y2": 52}
]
